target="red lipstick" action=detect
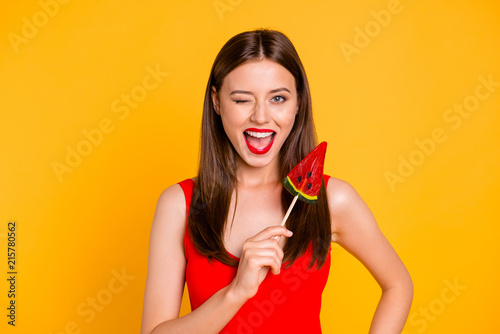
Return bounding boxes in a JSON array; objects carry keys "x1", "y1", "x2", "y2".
[{"x1": 243, "y1": 128, "x2": 276, "y2": 155}]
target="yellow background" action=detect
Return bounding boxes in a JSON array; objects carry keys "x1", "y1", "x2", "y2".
[{"x1": 1, "y1": 0, "x2": 499, "y2": 333}]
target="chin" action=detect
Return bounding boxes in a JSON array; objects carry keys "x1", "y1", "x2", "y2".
[{"x1": 240, "y1": 151, "x2": 279, "y2": 168}]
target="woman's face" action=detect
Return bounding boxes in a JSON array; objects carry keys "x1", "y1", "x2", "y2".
[{"x1": 212, "y1": 59, "x2": 299, "y2": 170}]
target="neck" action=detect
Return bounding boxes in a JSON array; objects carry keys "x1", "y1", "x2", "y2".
[{"x1": 235, "y1": 156, "x2": 281, "y2": 188}]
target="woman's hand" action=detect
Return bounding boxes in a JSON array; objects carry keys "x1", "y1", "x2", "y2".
[{"x1": 227, "y1": 226, "x2": 293, "y2": 302}]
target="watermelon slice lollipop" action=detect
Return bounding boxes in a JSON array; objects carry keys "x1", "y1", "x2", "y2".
[
  {"x1": 279, "y1": 142, "x2": 327, "y2": 227},
  {"x1": 283, "y1": 141, "x2": 327, "y2": 204}
]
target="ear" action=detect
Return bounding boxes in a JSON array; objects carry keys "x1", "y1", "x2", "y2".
[
  {"x1": 211, "y1": 86, "x2": 220, "y2": 115},
  {"x1": 296, "y1": 95, "x2": 301, "y2": 115}
]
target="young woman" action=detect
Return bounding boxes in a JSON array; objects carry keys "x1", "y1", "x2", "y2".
[{"x1": 141, "y1": 29, "x2": 413, "y2": 334}]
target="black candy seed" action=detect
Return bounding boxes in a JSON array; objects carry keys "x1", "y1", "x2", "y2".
[
  {"x1": 307, "y1": 171, "x2": 312, "y2": 178},
  {"x1": 297, "y1": 175, "x2": 302, "y2": 184},
  {"x1": 306, "y1": 183, "x2": 312, "y2": 190}
]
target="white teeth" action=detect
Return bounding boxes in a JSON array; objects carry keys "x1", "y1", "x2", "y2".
[{"x1": 245, "y1": 131, "x2": 274, "y2": 138}]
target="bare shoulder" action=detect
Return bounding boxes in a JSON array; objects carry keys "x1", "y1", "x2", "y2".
[
  {"x1": 149, "y1": 182, "x2": 188, "y2": 242},
  {"x1": 326, "y1": 176, "x2": 375, "y2": 240},
  {"x1": 326, "y1": 176, "x2": 360, "y2": 213},
  {"x1": 155, "y1": 183, "x2": 186, "y2": 217}
]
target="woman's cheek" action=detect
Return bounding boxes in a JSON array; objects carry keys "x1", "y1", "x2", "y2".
[{"x1": 277, "y1": 108, "x2": 298, "y2": 126}]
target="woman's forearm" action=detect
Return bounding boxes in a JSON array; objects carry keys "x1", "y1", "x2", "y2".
[
  {"x1": 369, "y1": 279, "x2": 414, "y2": 334},
  {"x1": 148, "y1": 285, "x2": 246, "y2": 334}
]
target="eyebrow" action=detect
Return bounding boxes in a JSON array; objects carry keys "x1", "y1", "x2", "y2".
[{"x1": 229, "y1": 87, "x2": 291, "y2": 95}]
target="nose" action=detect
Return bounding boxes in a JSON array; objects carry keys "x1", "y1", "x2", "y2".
[{"x1": 250, "y1": 101, "x2": 271, "y2": 124}]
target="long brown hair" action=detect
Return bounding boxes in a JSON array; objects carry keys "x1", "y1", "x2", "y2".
[{"x1": 188, "y1": 29, "x2": 331, "y2": 269}]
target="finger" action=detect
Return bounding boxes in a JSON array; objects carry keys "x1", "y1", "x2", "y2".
[
  {"x1": 267, "y1": 257, "x2": 281, "y2": 275},
  {"x1": 243, "y1": 238, "x2": 285, "y2": 260},
  {"x1": 248, "y1": 255, "x2": 282, "y2": 275},
  {"x1": 241, "y1": 242, "x2": 283, "y2": 269},
  {"x1": 248, "y1": 226, "x2": 293, "y2": 241},
  {"x1": 242, "y1": 243, "x2": 284, "y2": 265}
]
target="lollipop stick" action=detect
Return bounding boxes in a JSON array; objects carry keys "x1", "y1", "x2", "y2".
[
  {"x1": 274, "y1": 195, "x2": 299, "y2": 242},
  {"x1": 280, "y1": 195, "x2": 298, "y2": 227}
]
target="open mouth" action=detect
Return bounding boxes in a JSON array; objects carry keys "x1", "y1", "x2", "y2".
[{"x1": 243, "y1": 128, "x2": 276, "y2": 155}]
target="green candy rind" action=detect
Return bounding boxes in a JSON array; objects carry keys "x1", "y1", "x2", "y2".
[{"x1": 282, "y1": 176, "x2": 318, "y2": 205}]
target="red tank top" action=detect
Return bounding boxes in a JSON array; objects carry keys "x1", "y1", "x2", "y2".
[{"x1": 179, "y1": 177, "x2": 331, "y2": 333}]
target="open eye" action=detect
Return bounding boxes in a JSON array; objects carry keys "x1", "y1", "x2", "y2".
[{"x1": 271, "y1": 95, "x2": 286, "y2": 103}]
